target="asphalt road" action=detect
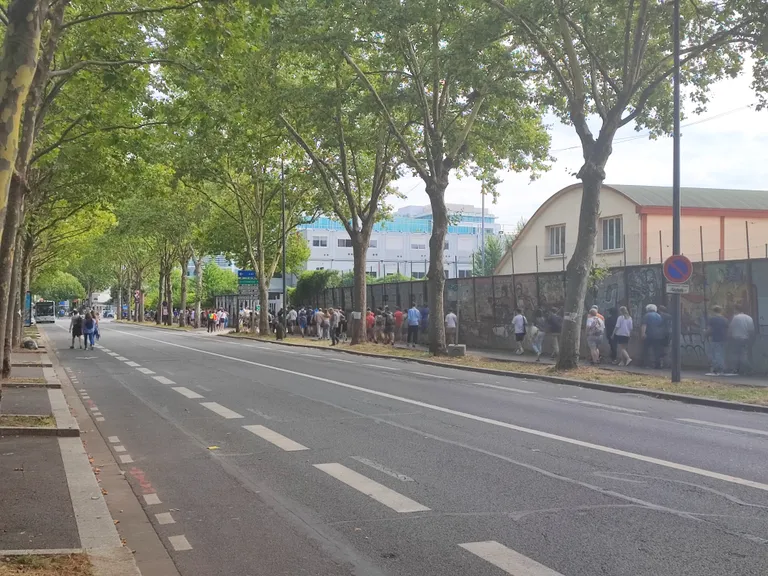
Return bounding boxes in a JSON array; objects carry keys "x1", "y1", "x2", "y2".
[{"x1": 47, "y1": 319, "x2": 768, "y2": 576}]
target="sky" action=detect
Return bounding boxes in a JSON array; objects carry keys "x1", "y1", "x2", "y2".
[{"x1": 390, "y1": 71, "x2": 768, "y2": 230}]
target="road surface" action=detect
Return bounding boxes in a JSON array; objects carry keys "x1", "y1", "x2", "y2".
[{"x1": 48, "y1": 319, "x2": 768, "y2": 576}]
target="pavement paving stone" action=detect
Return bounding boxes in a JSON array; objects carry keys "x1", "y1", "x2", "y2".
[
  {"x1": 0, "y1": 386, "x2": 52, "y2": 415},
  {"x1": 0, "y1": 436, "x2": 79, "y2": 550},
  {"x1": 7, "y1": 365, "x2": 45, "y2": 380}
]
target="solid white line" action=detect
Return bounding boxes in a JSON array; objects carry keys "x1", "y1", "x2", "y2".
[
  {"x1": 115, "y1": 356, "x2": 129, "y2": 361},
  {"x1": 152, "y1": 376, "x2": 175, "y2": 385},
  {"x1": 333, "y1": 358, "x2": 356, "y2": 364},
  {"x1": 301, "y1": 353, "x2": 325, "y2": 358},
  {"x1": 677, "y1": 418, "x2": 768, "y2": 437},
  {"x1": 558, "y1": 398, "x2": 646, "y2": 414},
  {"x1": 119, "y1": 455, "x2": 133, "y2": 464},
  {"x1": 124, "y1": 361, "x2": 140, "y2": 367},
  {"x1": 155, "y1": 512, "x2": 175, "y2": 525},
  {"x1": 143, "y1": 494, "x2": 161, "y2": 505},
  {"x1": 172, "y1": 387, "x2": 204, "y2": 399},
  {"x1": 243, "y1": 425, "x2": 308, "y2": 451},
  {"x1": 95, "y1": 417, "x2": 105, "y2": 422},
  {"x1": 365, "y1": 364, "x2": 400, "y2": 371},
  {"x1": 411, "y1": 371, "x2": 452, "y2": 380},
  {"x1": 108, "y1": 436, "x2": 120, "y2": 443},
  {"x1": 114, "y1": 446, "x2": 126, "y2": 453},
  {"x1": 460, "y1": 541, "x2": 563, "y2": 575},
  {"x1": 168, "y1": 535, "x2": 192, "y2": 551},
  {"x1": 351, "y1": 456, "x2": 414, "y2": 482},
  {"x1": 136, "y1": 367, "x2": 156, "y2": 375},
  {"x1": 314, "y1": 463, "x2": 429, "y2": 513},
  {"x1": 200, "y1": 402, "x2": 243, "y2": 419},
  {"x1": 471, "y1": 382, "x2": 538, "y2": 395},
  {"x1": 112, "y1": 329, "x2": 768, "y2": 494}
]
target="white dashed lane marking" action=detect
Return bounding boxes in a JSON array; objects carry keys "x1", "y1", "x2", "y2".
[
  {"x1": 243, "y1": 425, "x2": 308, "y2": 451},
  {"x1": 155, "y1": 512, "x2": 175, "y2": 525},
  {"x1": 115, "y1": 356, "x2": 129, "y2": 361},
  {"x1": 95, "y1": 417, "x2": 105, "y2": 422},
  {"x1": 119, "y1": 455, "x2": 133, "y2": 464},
  {"x1": 144, "y1": 494, "x2": 161, "y2": 505},
  {"x1": 470, "y1": 382, "x2": 537, "y2": 395},
  {"x1": 314, "y1": 463, "x2": 429, "y2": 513},
  {"x1": 676, "y1": 418, "x2": 768, "y2": 437},
  {"x1": 168, "y1": 535, "x2": 192, "y2": 551},
  {"x1": 114, "y1": 446, "x2": 126, "y2": 453},
  {"x1": 557, "y1": 398, "x2": 646, "y2": 414},
  {"x1": 152, "y1": 376, "x2": 175, "y2": 385},
  {"x1": 350, "y1": 456, "x2": 414, "y2": 482},
  {"x1": 200, "y1": 402, "x2": 243, "y2": 419},
  {"x1": 136, "y1": 367, "x2": 156, "y2": 375},
  {"x1": 411, "y1": 371, "x2": 452, "y2": 380},
  {"x1": 172, "y1": 387, "x2": 204, "y2": 399},
  {"x1": 124, "y1": 361, "x2": 140, "y2": 367},
  {"x1": 108, "y1": 436, "x2": 120, "y2": 443},
  {"x1": 460, "y1": 541, "x2": 564, "y2": 575},
  {"x1": 364, "y1": 364, "x2": 400, "y2": 371}
]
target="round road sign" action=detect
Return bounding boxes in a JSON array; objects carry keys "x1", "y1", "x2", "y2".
[{"x1": 663, "y1": 255, "x2": 693, "y2": 284}]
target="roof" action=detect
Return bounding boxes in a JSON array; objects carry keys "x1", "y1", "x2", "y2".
[{"x1": 606, "y1": 185, "x2": 768, "y2": 210}]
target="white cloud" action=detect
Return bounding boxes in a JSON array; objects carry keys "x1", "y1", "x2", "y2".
[{"x1": 392, "y1": 72, "x2": 768, "y2": 227}]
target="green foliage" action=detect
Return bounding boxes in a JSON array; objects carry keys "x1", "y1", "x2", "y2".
[
  {"x1": 472, "y1": 235, "x2": 508, "y2": 277},
  {"x1": 368, "y1": 273, "x2": 415, "y2": 285},
  {"x1": 201, "y1": 262, "x2": 238, "y2": 305},
  {"x1": 292, "y1": 269, "x2": 341, "y2": 305},
  {"x1": 31, "y1": 271, "x2": 86, "y2": 302}
]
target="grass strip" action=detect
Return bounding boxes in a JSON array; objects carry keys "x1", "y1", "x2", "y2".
[
  {"x1": 0, "y1": 554, "x2": 92, "y2": 576},
  {"x1": 0, "y1": 415, "x2": 56, "y2": 428}
]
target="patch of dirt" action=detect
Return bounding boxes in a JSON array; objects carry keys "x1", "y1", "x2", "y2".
[
  {"x1": 0, "y1": 415, "x2": 55, "y2": 428},
  {"x1": 0, "y1": 554, "x2": 92, "y2": 575}
]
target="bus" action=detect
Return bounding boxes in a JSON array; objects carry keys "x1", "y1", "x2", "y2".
[{"x1": 34, "y1": 300, "x2": 56, "y2": 323}]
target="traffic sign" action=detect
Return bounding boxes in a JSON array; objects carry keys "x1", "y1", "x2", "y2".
[
  {"x1": 238, "y1": 270, "x2": 256, "y2": 279},
  {"x1": 666, "y1": 283, "x2": 690, "y2": 294},
  {"x1": 238, "y1": 278, "x2": 258, "y2": 285},
  {"x1": 663, "y1": 255, "x2": 693, "y2": 284},
  {"x1": 238, "y1": 285, "x2": 259, "y2": 295}
]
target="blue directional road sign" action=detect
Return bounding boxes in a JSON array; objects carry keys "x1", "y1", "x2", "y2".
[
  {"x1": 238, "y1": 270, "x2": 256, "y2": 278},
  {"x1": 663, "y1": 255, "x2": 693, "y2": 284}
]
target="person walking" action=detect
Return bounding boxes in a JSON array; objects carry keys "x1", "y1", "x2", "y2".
[
  {"x1": 512, "y1": 308, "x2": 527, "y2": 355},
  {"x1": 531, "y1": 309, "x2": 546, "y2": 361},
  {"x1": 613, "y1": 306, "x2": 633, "y2": 366},
  {"x1": 605, "y1": 307, "x2": 618, "y2": 364},
  {"x1": 329, "y1": 308, "x2": 340, "y2": 346},
  {"x1": 298, "y1": 308, "x2": 307, "y2": 337},
  {"x1": 546, "y1": 308, "x2": 562, "y2": 358},
  {"x1": 82, "y1": 312, "x2": 97, "y2": 350},
  {"x1": 657, "y1": 304, "x2": 673, "y2": 368},
  {"x1": 407, "y1": 302, "x2": 421, "y2": 348},
  {"x1": 383, "y1": 306, "x2": 395, "y2": 345},
  {"x1": 445, "y1": 309, "x2": 458, "y2": 346},
  {"x1": 69, "y1": 311, "x2": 83, "y2": 349},
  {"x1": 705, "y1": 305, "x2": 728, "y2": 375},
  {"x1": 394, "y1": 307, "x2": 403, "y2": 343},
  {"x1": 586, "y1": 308, "x2": 605, "y2": 364},
  {"x1": 726, "y1": 305, "x2": 755, "y2": 375},
  {"x1": 641, "y1": 304, "x2": 664, "y2": 369},
  {"x1": 366, "y1": 308, "x2": 375, "y2": 342}
]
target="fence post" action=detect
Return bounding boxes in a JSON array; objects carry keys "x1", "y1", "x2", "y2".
[
  {"x1": 472, "y1": 276, "x2": 477, "y2": 322},
  {"x1": 535, "y1": 245, "x2": 541, "y2": 309},
  {"x1": 746, "y1": 220, "x2": 751, "y2": 260},
  {"x1": 699, "y1": 226, "x2": 704, "y2": 262},
  {"x1": 510, "y1": 248, "x2": 517, "y2": 309},
  {"x1": 659, "y1": 230, "x2": 663, "y2": 263}
]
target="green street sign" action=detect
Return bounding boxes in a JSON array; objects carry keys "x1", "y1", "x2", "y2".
[{"x1": 238, "y1": 278, "x2": 259, "y2": 285}]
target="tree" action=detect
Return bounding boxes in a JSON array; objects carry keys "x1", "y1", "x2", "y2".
[
  {"x1": 201, "y1": 263, "x2": 238, "y2": 307},
  {"x1": 487, "y1": 0, "x2": 766, "y2": 368},
  {"x1": 472, "y1": 234, "x2": 507, "y2": 276},
  {"x1": 31, "y1": 270, "x2": 85, "y2": 302},
  {"x1": 341, "y1": 0, "x2": 549, "y2": 353}
]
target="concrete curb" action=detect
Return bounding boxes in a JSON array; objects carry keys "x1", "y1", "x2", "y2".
[
  {"x1": 222, "y1": 334, "x2": 768, "y2": 414},
  {"x1": 113, "y1": 320, "x2": 199, "y2": 333},
  {"x1": 2, "y1": 381, "x2": 61, "y2": 389},
  {"x1": 0, "y1": 548, "x2": 84, "y2": 555},
  {"x1": 12, "y1": 361, "x2": 53, "y2": 367}
]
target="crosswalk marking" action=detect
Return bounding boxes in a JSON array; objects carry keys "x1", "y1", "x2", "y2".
[
  {"x1": 200, "y1": 402, "x2": 243, "y2": 419},
  {"x1": 314, "y1": 463, "x2": 429, "y2": 513},
  {"x1": 459, "y1": 541, "x2": 564, "y2": 575},
  {"x1": 243, "y1": 425, "x2": 308, "y2": 451},
  {"x1": 172, "y1": 387, "x2": 204, "y2": 399}
]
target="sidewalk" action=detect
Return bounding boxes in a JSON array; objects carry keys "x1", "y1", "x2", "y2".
[{"x1": 0, "y1": 331, "x2": 140, "y2": 575}]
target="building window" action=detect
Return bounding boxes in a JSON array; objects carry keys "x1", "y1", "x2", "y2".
[
  {"x1": 458, "y1": 269, "x2": 472, "y2": 278},
  {"x1": 444, "y1": 241, "x2": 450, "y2": 251},
  {"x1": 412, "y1": 271, "x2": 425, "y2": 279},
  {"x1": 600, "y1": 216, "x2": 623, "y2": 251},
  {"x1": 369, "y1": 239, "x2": 377, "y2": 248},
  {"x1": 315, "y1": 266, "x2": 325, "y2": 270},
  {"x1": 312, "y1": 236, "x2": 327, "y2": 247},
  {"x1": 367, "y1": 271, "x2": 378, "y2": 278},
  {"x1": 337, "y1": 238, "x2": 353, "y2": 248},
  {"x1": 547, "y1": 225, "x2": 566, "y2": 256},
  {"x1": 411, "y1": 242, "x2": 427, "y2": 250}
]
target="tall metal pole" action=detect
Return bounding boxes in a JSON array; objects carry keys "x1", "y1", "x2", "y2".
[
  {"x1": 671, "y1": 0, "x2": 682, "y2": 383},
  {"x1": 481, "y1": 185, "x2": 486, "y2": 274},
  {"x1": 281, "y1": 158, "x2": 287, "y2": 332}
]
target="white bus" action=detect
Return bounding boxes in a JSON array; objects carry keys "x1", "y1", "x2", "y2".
[{"x1": 34, "y1": 300, "x2": 56, "y2": 323}]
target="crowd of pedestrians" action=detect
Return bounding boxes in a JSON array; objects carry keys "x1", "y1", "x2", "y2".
[{"x1": 68, "y1": 308, "x2": 101, "y2": 350}]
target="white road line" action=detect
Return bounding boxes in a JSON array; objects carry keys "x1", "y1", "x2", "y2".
[
  {"x1": 78, "y1": 389, "x2": 87, "y2": 392},
  {"x1": 365, "y1": 364, "x2": 400, "y2": 371},
  {"x1": 119, "y1": 455, "x2": 134, "y2": 464},
  {"x1": 471, "y1": 382, "x2": 538, "y2": 395},
  {"x1": 90, "y1": 406, "x2": 99, "y2": 412},
  {"x1": 333, "y1": 358, "x2": 356, "y2": 364},
  {"x1": 152, "y1": 376, "x2": 175, "y2": 385},
  {"x1": 314, "y1": 463, "x2": 429, "y2": 513},
  {"x1": 108, "y1": 352, "x2": 119, "y2": 357},
  {"x1": 677, "y1": 418, "x2": 768, "y2": 437},
  {"x1": 81, "y1": 396, "x2": 90, "y2": 400},
  {"x1": 168, "y1": 535, "x2": 192, "y2": 551},
  {"x1": 136, "y1": 367, "x2": 156, "y2": 375},
  {"x1": 351, "y1": 456, "x2": 414, "y2": 482},
  {"x1": 460, "y1": 541, "x2": 563, "y2": 576},
  {"x1": 411, "y1": 371, "x2": 452, "y2": 380},
  {"x1": 95, "y1": 417, "x2": 105, "y2": 422},
  {"x1": 113, "y1": 329, "x2": 768, "y2": 494},
  {"x1": 114, "y1": 446, "x2": 126, "y2": 453},
  {"x1": 108, "y1": 436, "x2": 120, "y2": 443},
  {"x1": 245, "y1": 407, "x2": 273, "y2": 420},
  {"x1": 200, "y1": 402, "x2": 243, "y2": 419},
  {"x1": 115, "y1": 356, "x2": 129, "y2": 361},
  {"x1": 143, "y1": 494, "x2": 161, "y2": 505},
  {"x1": 243, "y1": 425, "x2": 308, "y2": 451},
  {"x1": 196, "y1": 385, "x2": 213, "y2": 392},
  {"x1": 558, "y1": 398, "x2": 646, "y2": 414},
  {"x1": 100, "y1": 349, "x2": 111, "y2": 353},
  {"x1": 92, "y1": 412, "x2": 102, "y2": 417},
  {"x1": 172, "y1": 387, "x2": 204, "y2": 399},
  {"x1": 301, "y1": 353, "x2": 325, "y2": 358},
  {"x1": 124, "y1": 361, "x2": 140, "y2": 367},
  {"x1": 155, "y1": 512, "x2": 175, "y2": 525}
]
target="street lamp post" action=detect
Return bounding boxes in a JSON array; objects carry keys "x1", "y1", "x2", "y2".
[{"x1": 671, "y1": 0, "x2": 682, "y2": 383}]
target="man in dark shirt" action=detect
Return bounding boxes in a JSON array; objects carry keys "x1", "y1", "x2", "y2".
[
  {"x1": 657, "y1": 305, "x2": 673, "y2": 368},
  {"x1": 706, "y1": 305, "x2": 729, "y2": 375},
  {"x1": 605, "y1": 307, "x2": 619, "y2": 364},
  {"x1": 641, "y1": 304, "x2": 664, "y2": 369},
  {"x1": 546, "y1": 308, "x2": 562, "y2": 358}
]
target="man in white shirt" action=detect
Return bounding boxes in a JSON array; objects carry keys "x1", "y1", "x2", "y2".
[
  {"x1": 444, "y1": 310, "x2": 458, "y2": 345},
  {"x1": 727, "y1": 305, "x2": 755, "y2": 375},
  {"x1": 512, "y1": 308, "x2": 527, "y2": 355}
]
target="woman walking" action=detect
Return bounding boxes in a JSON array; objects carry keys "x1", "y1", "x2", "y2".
[
  {"x1": 585, "y1": 308, "x2": 605, "y2": 365},
  {"x1": 613, "y1": 306, "x2": 634, "y2": 366},
  {"x1": 531, "y1": 309, "x2": 547, "y2": 361},
  {"x1": 82, "y1": 312, "x2": 97, "y2": 350}
]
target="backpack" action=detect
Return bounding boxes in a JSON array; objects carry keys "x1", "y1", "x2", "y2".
[
  {"x1": 85, "y1": 318, "x2": 94, "y2": 331},
  {"x1": 385, "y1": 312, "x2": 394, "y2": 327},
  {"x1": 588, "y1": 317, "x2": 604, "y2": 336}
]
